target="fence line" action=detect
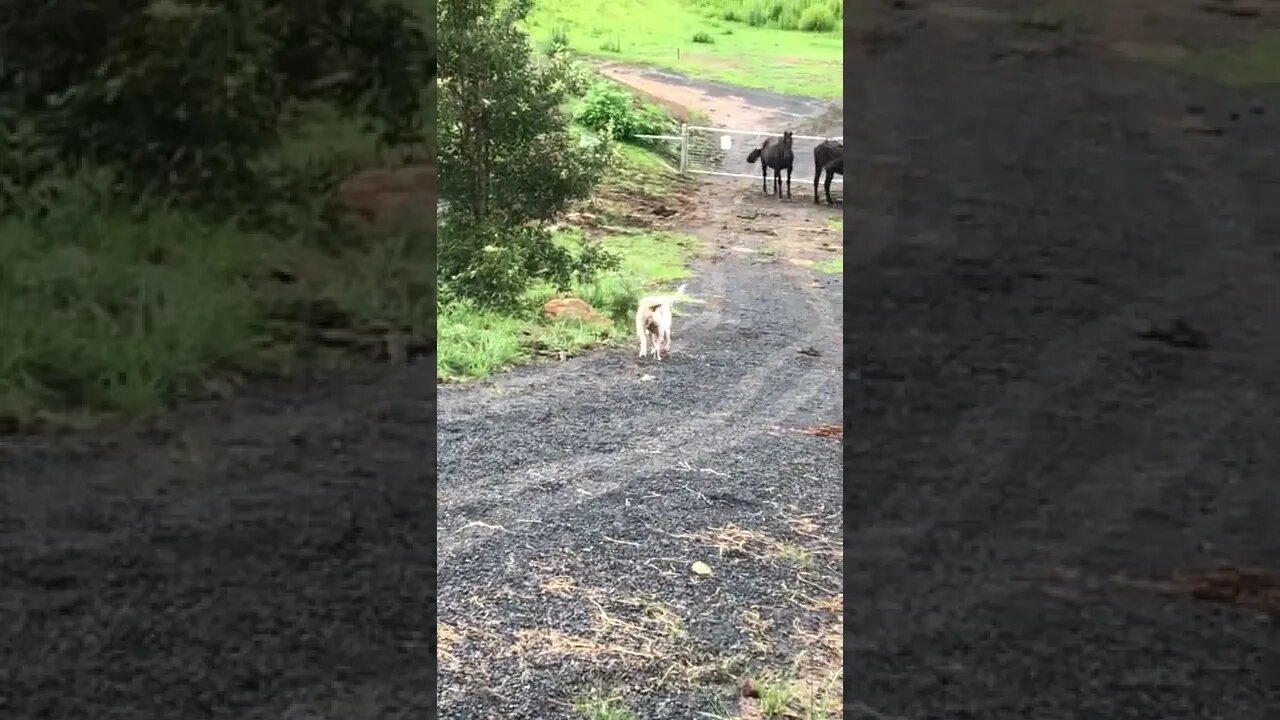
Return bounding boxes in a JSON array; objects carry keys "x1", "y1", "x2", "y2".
[{"x1": 678, "y1": 124, "x2": 843, "y2": 184}]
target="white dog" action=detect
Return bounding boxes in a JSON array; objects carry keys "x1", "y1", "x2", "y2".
[{"x1": 635, "y1": 283, "x2": 687, "y2": 361}]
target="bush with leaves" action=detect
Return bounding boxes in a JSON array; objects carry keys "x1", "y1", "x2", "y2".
[
  {"x1": 0, "y1": 0, "x2": 435, "y2": 214},
  {"x1": 438, "y1": 214, "x2": 619, "y2": 312},
  {"x1": 439, "y1": 0, "x2": 617, "y2": 307},
  {"x1": 573, "y1": 82, "x2": 640, "y2": 140},
  {"x1": 572, "y1": 81, "x2": 678, "y2": 141}
]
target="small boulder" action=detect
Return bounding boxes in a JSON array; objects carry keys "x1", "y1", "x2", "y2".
[
  {"x1": 541, "y1": 297, "x2": 608, "y2": 325},
  {"x1": 333, "y1": 164, "x2": 436, "y2": 228}
]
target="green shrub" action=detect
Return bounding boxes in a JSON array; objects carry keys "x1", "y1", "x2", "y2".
[
  {"x1": 798, "y1": 5, "x2": 837, "y2": 32},
  {"x1": 0, "y1": 0, "x2": 435, "y2": 213},
  {"x1": 697, "y1": 0, "x2": 842, "y2": 32},
  {"x1": 574, "y1": 82, "x2": 645, "y2": 139},
  {"x1": 550, "y1": 24, "x2": 571, "y2": 50},
  {"x1": 692, "y1": 31, "x2": 715, "y2": 44},
  {"x1": 437, "y1": 215, "x2": 618, "y2": 311}
]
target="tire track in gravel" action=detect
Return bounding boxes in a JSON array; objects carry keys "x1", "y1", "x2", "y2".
[{"x1": 437, "y1": 240, "x2": 841, "y2": 559}]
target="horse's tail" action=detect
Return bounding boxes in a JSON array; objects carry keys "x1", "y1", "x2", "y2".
[{"x1": 746, "y1": 147, "x2": 761, "y2": 164}]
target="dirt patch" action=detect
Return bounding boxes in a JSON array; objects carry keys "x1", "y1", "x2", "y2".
[
  {"x1": 334, "y1": 164, "x2": 436, "y2": 228},
  {"x1": 597, "y1": 62, "x2": 784, "y2": 129},
  {"x1": 594, "y1": 60, "x2": 839, "y2": 133}
]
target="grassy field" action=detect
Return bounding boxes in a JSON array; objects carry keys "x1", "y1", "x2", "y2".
[
  {"x1": 526, "y1": 0, "x2": 842, "y2": 98},
  {"x1": 0, "y1": 105, "x2": 432, "y2": 431}
]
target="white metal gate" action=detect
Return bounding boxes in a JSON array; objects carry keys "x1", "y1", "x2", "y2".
[{"x1": 634, "y1": 125, "x2": 843, "y2": 185}]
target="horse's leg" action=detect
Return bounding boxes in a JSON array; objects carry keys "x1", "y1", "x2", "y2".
[
  {"x1": 825, "y1": 172, "x2": 834, "y2": 205},
  {"x1": 786, "y1": 167, "x2": 792, "y2": 199},
  {"x1": 761, "y1": 164, "x2": 768, "y2": 193},
  {"x1": 814, "y1": 167, "x2": 821, "y2": 204}
]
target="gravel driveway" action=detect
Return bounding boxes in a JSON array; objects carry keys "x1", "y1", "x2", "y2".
[
  {"x1": 437, "y1": 181, "x2": 845, "y2": 718},
  {"x1": 841, "y1": 1, "x2": 1279, "y2": 717}
]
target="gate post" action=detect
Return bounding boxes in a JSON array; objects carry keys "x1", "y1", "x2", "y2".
[{"x1": 679, "y1": 123, "x2": 688, "y2": 176}]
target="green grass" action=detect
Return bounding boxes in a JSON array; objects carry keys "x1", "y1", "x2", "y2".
[
  {"x1": 1183, "y1": 31, "x2": 1280, "y2": 88},
  {"x1": 611, "y1": 142, "x2": 681, "y2": 193},
  {"x1": 526, "y1": 0, "x2": 842, "y2": 98},
  {"x1": 0, "y1": 106, "x2": 432, "y2": 430},
  {"x1": 574, "y1": 690, "x2": 635, "y2": 720},
  {"x1": 757, "y1": 676, "x2": 796, "y2": 717},
  {"x1": 437, "y1": 227, "x2": 698, "y2": 381},
  {"x1": 814, "y1": 256, "x2": 842, "y2": 275}
]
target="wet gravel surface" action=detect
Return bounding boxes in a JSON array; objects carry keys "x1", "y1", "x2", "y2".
[
  {"x1": 843, "y1": 0, "x2": 1279, "y2": 717},
  {"x1": 0, "y1": 369, "x2": 436, "y2": 719},
  {"x1": 437, "y1": 222, "x2": 844, "y2": 718}
]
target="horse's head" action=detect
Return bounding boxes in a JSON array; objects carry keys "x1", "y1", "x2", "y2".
[{"x1": 782, "y1": 130, "x2": 794, "y2": 147}]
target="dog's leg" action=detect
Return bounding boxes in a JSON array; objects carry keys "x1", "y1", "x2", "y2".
[{"x1": 636, "y1": 313, "x2": 647, "y2": 358}]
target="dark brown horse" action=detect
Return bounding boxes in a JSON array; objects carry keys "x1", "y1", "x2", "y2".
[
  {"x1": 813, "y1": 138, "x2": 843, "y2": 205},
  {"x1": 746, "y1": 131, "x2": 794, "y2": 199}
]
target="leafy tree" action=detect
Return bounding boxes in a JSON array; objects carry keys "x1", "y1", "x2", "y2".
[
  {"x1": 0, "y1": 0, "x2": 435, "y2": 211},
  {"x1": 438, "y1": 0, "x2": 619, "y2": 309}
]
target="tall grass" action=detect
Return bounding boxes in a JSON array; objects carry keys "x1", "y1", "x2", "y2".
[
  {"x1": 0, "y1": 170, "x2": 271, "y2": 423},
  {"x1": 688, "y1": 0, "x2": 842, "y2": 32},
  {"x1": 0, "y1": 163, "x2": 432, "y2": 429}
]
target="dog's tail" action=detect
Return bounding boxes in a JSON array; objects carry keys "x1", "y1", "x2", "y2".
[
  {"x1": 646, "y1": 284, "x2": 687, "y2": 313},
  {"x1": 746, "y1": 147, "x2": 761, "y2": 164}
]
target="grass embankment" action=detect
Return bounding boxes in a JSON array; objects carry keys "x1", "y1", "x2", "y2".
[
  {"x1": 815, "y1": 217, "x2": 843, "y2": 274},
  {"x1": 525, "y1": 0, "x2": 843, "y2": 98},
  {"x1": 1016, "y1": 0, "x2": 1280, "y2": 89},
  {"x1": 1182, "y1": 30, "x2": 1280, "y2": 88},
  {"x1": 0, "y1": 104, "x2": 432, "y2": 431},
  {"x1": 437, "y1": 142, "x2": 699, "y2": 382}
]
